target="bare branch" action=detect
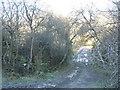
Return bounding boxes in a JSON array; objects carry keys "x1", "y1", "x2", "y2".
[{"x1": 80, "y1": 11, "x2": 102, "y2": 44}]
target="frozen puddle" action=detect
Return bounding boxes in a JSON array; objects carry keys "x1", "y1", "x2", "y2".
[
  {"x1": 84, "y1": 53, "x2": 87, "y2": 56},
  {"x1": 38, "y1": 83, "x2": 56, "y2": 88},
  {"x1": 67, "y1": 69, "x2": 78, "y2": 78}
]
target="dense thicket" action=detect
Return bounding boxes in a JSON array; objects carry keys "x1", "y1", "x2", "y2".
[{"x1": 2, "y1": 1, "x2": 72, "y2": 76}]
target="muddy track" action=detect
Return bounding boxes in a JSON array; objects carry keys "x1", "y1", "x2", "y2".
[{"x1": 2, "y1": 46, "x2": 106, "y2": 88}]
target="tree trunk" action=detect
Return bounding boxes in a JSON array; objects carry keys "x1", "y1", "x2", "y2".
[
  {"x1": 27, "y1": 29, "x2": 34, "y2": 73},
  {"x1": 60, "y1": 33, "x2": 71, "y2": 64},
  {"x1": 10, "y1": 34, "x2": 14, "y2": 71}
]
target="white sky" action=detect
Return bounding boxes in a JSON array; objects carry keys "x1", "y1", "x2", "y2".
[
  {"x1": 40, "y1": 0, "x2": 113, "y2": 17},
  {"x1": 0, "y1": 0, "x2": 114, "y2": 17}
]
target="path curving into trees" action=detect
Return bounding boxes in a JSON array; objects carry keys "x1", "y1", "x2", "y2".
[{"x1": 3, "y1": 46, "x2": 107, "y2": 88}]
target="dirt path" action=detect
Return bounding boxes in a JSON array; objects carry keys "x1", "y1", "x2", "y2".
[
  {"x1": 2, "y1": 46, "x2": 105, "y2": 88},
  {"x1": 54, "y1": 46, "x2": 104, "y2": 88},
  {"x1": 55, "y1": 66, "x2": 103, "y2": 88}
]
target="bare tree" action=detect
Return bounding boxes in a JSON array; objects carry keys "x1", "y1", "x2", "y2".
[
  {"x1": 80, "y1": 10, "x2": 106, "y2": 68},
  {"x1": 2, "y1": 1, "x2": 22, "y2": 72},
  {"x1": 22, "y1": 1, "x2": 44, "y2": 72}
]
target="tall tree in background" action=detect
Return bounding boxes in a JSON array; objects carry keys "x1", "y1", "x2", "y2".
[
  {"x1": 2, "y1": 1, "x2": 22, "y2": 73},
  {"x1": 22, "y1": 1, "x2": 44, "y2": 72}
]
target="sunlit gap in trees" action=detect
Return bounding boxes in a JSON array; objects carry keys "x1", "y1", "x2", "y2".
[{"x1": 86, "y1": 39, "x2": 94, "y2": 46}]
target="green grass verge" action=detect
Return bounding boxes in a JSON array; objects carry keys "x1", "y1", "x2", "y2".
[
  {"x1": 90, "y1": 84, "x2": 103, "y2": 88},
  {"x1": 2, "y1": 62, "x2": 74, "y2": 85}
]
